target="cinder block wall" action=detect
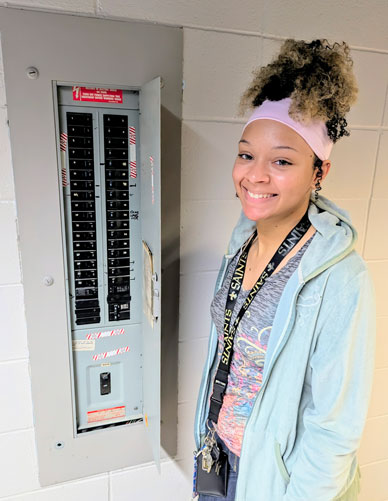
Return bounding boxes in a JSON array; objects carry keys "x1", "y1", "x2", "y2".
[{"x1": 0, "y1": 1, "x2": 387, "y2": 500}]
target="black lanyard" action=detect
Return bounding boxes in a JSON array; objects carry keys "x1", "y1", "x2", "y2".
[{"x1": 208, "y1": 211, "x2": 311, "y2": 423}]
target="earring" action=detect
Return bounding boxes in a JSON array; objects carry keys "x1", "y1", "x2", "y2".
[
  {"x1": 314, "y1": 179, "x2": 322, "y2": 201},
  {"x1": 314, "y1": 165, "x2": 323, "y2": 202},
  {"x1": 235, "y1": 192, "x2": 239, "y2": 198}
]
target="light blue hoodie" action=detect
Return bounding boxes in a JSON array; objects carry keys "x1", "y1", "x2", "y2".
[{"x1": 194, "y1": 196, "x2": 376, "y2": 501}]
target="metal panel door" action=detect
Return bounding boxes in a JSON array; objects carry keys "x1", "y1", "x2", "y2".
[{"x1": 140, "y1": 77, "x2": 161, "y2": 470}]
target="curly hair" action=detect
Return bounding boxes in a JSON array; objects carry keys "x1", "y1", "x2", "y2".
[{"x1": 239, "y1": 39, "x2": 358, "y2": 142}]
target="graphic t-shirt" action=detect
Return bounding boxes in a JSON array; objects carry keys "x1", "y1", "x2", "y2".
[{"x1": 210, "y1": 234, "x2": 314, "y2": 456}]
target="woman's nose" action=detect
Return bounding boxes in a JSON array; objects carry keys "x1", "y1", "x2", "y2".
[{"x1": 246, "y1": 159, "x2": 270, "y2": 183}]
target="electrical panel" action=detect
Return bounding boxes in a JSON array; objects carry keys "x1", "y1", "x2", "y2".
[
  {"x1": 0, "y1": 6, "x2": 181, "y2": 483},
  {"x1": 57, "y1": 85, "x2": 158, "y2": 433}
]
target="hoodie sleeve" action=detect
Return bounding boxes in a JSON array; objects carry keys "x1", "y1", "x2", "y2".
[{"x1": 283, "y1": 269, "x2": 376, "y2": 501}]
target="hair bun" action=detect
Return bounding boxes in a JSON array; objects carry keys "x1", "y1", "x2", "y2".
[{"x1": 239, "y1": 39, "x2": 358, "y2": 142}]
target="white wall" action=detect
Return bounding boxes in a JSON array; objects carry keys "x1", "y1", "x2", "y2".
[{"x1": 0, "y1": 1, "x2": 387, "y2": 500}]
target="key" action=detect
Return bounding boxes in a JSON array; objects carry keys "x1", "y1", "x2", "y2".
[
  {"x1": 211, "y1": 443, "x2": 220, "y2": 463},
  {"x1": 200, "y1": 429, "x2": 218, "y2": 473},
  {"x1": 215, "y1": 461, "x2": 221, "y2": 476},
  {"x1": 201, "y1": 446, "x2": 214, "y2": 473},
  {"x1": 202, "y1": 455, "x2": 213, "y2": 473}
]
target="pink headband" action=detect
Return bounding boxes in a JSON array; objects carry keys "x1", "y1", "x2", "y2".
[{"x1": 242, "y1": 98, "x2": 333, "y2": 161}]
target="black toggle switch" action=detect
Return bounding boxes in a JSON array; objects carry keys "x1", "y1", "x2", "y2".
[{"x1": 100, "y1": 372, "x2": 111, "y2": 395}]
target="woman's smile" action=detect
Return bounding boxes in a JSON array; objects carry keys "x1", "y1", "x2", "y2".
[{"x1": 243, "y1": 187, "x2": 278, "y2": 201}]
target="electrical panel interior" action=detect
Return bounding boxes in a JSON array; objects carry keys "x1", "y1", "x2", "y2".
[{"x1": 58, "y1": 86, "x2": 146, "y2": 433}]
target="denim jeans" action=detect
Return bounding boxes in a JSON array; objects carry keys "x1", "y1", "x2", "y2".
[{"x1": 198, "y1": 433, "x2": 240, "y2": 501}]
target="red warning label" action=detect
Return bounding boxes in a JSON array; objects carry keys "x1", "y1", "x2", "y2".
[
  {"x1": 87, "y1": 405, "x2": 126, "y2": 423},
  {"x1": 72, "y1": 87, "x2": 123, "y2": 104}
]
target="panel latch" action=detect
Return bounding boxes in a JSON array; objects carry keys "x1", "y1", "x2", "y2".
[{"x1": 152, "y1": 273, "x2": 160, "y2": 322}]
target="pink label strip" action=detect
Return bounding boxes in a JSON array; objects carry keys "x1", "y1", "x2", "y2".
[
  {"x1": 129, "y1": 126, "x2": 136, "y2": 145},
  {"x1": 60, "y1": 133, "x2": 68, "y2": 152},
  {"x1": 93, "y1": 346, "x2": 130, "y2": 361},
  {"x1": 61, "y1": 167, "x2": 68, "y2": 187},
  {"x1": 129, "y1": 126, "x2": 137, "y2": 179},
  {"x1": 86, "y1": 328, "x2": 125, "y2": 340},
  {"x1": 130, "y1": 161, "x2": 137, "y2": 179},
  {"x1": 60, "y1": 133, "x2": 69, "y2": 187}
]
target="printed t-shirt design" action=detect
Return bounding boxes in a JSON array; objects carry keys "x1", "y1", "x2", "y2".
[{"x1": 210, "y1": 235, "x2": 313, "y2": 456}]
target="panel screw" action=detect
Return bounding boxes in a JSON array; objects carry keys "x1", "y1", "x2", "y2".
[
  {"x1": 43, "y1": 276, "x2": 54, "y2": 287},
  {"x1": 26, "y1": 67, "x2": 39, "y2": 80}
]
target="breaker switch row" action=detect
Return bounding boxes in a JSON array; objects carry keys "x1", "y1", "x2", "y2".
[
  {"x1": 66, "y1": 112, "x2": 101, "y2": 326},
  {"x1": 104, "y1": 115, "x2": 131, "y2": 322}
]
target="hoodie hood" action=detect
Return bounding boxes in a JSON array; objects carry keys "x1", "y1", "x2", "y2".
[{"x1": 226, "y1": 194, "x2": 357, "y2": 283}]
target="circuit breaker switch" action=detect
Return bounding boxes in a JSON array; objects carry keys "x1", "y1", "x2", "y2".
[{"x1": 100, "y1": 372, "x2": 111, "y2": 395}]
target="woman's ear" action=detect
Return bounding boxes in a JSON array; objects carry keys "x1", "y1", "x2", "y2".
[
  {"x1": 319, "y1": 160, "x2": 331, "y2": 182},
  {"x1": 310, "y1": 159, "x2": 331, "y2": 194},
  {"x1": 311, "y1": 160, "x2": 331, "y2": 188}
]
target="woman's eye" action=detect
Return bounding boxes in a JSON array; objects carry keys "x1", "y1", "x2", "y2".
[
  {"x1": 274, "y1": 159, "x2": 292, "y2": 166},
  {"x1": 238, "y1": 153, "x2": 253, "y2": 160}
]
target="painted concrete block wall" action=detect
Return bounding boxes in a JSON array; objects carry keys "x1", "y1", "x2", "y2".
[{"x1": 0, "y1": 1, "x2": 387, "y2": 500}]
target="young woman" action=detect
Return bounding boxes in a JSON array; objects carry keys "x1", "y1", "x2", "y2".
[{"x1": 193, "y1": 39, "x2": 376, "y2": 501}]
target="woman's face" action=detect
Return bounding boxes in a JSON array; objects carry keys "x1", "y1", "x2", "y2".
[{"x1": 233, "y1": 119, "x2": 327, "y2": 224}]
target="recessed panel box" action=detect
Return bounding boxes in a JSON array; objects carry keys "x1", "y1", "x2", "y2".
[{"x1": 0, "y1": 7, "x2": 181, "y2": 485}]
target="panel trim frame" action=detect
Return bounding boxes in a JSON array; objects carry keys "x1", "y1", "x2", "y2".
[{"x1": 0, "y1": 7, "x2": 182, "y2": 486}]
